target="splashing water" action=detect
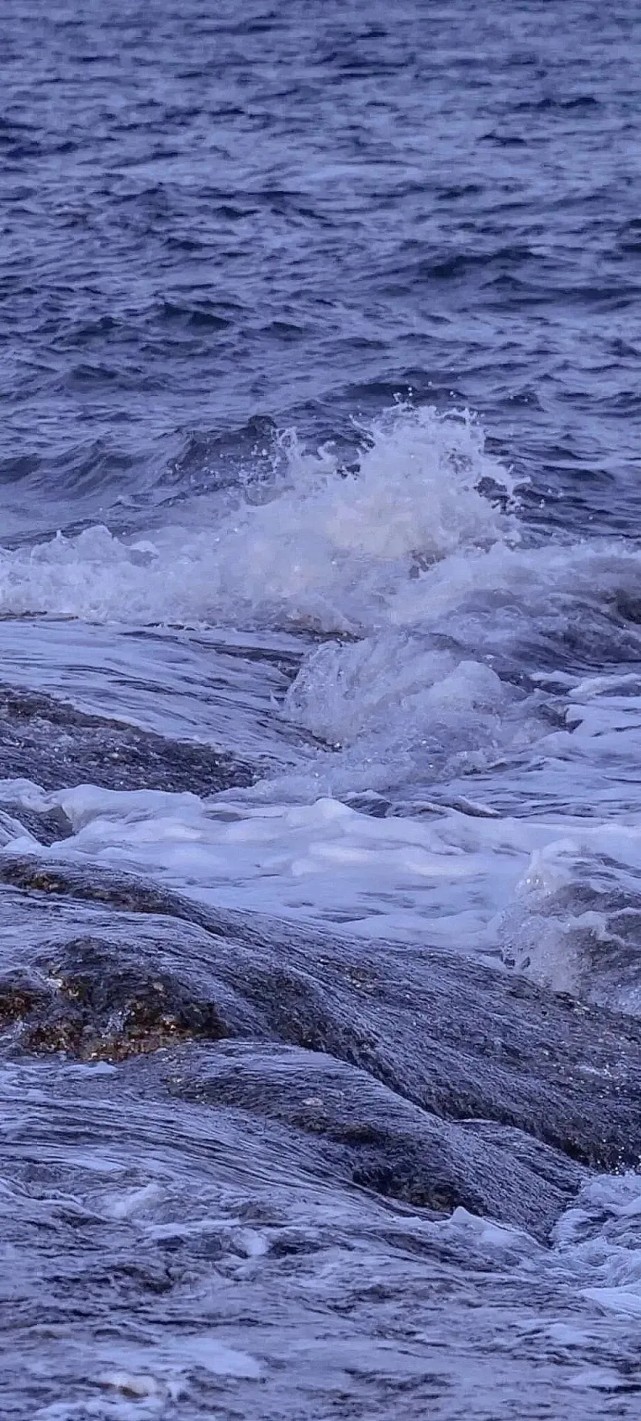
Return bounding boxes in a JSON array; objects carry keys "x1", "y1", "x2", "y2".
[{"x1": 0, "y1": 407, "x2": 516, "y2": 629}]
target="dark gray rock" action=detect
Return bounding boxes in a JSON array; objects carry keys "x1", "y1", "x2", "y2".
[
  {"x1": 0, "y1": 874, "x2": 587, "y2": 1236},
  {"x1": 169, "y1": 1040, "x2": 585, "y2": 1237},
  {"x1": 0, "y1": 686, "x2": 257, "y2": 797},
  {"x1": 1, "y1": 853, "x2": 640, "y2": 1183}
]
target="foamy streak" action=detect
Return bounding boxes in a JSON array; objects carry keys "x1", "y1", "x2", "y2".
[
  {"x1": 8, "y1": 751, "x2": 641, "y2": 978},
  {"x1": 5, "y1": 777, "x2": 641, "y2": 959},
  {"x1": 0, "y1": 775, "x2": 543, "y2": 947}
]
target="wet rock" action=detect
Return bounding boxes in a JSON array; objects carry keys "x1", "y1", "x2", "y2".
[
  {"x1": 0, "y1": 686, "x2": 257, "y2": 798},
  {"x1": 1, "y1": 855, "x2": 641, "y2": 1180},
  {"x1": 0, "y1": 803, "x2": 73, "y2": 846},
  {"x1": 0, "y1": 941, "x2": 585, "y2": 1233},
  {"x1": 0, "y1": 930, "x2": 260, "y2": 1061},
  {"x1": 169, "y1": 1040, "x2": 585, "y2": 1236},
  {"x1": 0, "y1": 1045, "x2": 633, "y2": 1421}
]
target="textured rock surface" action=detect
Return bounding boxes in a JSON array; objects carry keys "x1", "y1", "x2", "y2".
[
  {"x1": 0, "y1": 686, "x2": 257, "y2": 793},
  {"x1": 1, "y1": 853, "x2": 641, "y2": 1240}
]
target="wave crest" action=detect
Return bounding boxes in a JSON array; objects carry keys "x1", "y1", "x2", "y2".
[{"x1": 0, "y1": 406, "x2": 515, "y2": 628}]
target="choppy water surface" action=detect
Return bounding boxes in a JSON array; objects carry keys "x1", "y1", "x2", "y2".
[{"x1": 3, "y1": 1, "x2": 641, "y2": 1415}]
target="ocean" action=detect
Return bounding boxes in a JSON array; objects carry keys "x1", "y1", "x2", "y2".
[{"x1": 3, "y1": 1, "x2": 641, "y2": 1416}]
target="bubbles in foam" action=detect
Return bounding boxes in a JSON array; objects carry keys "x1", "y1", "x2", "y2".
[
  {"x1": 498, "y1": 825, "x2": 641, "y2": 1016},
  {"x1": 0, "y1": 406, "x2": 515, "y2": 628},
  {"x1": 4, "y1": 400, "x2": 640, "y2": 826},
  {"x1": 0, "y1": 406, "x2": 543, "y2": 784},
  {"x1": 281, "y1": 635, "x2": 544, "y2": 791}
]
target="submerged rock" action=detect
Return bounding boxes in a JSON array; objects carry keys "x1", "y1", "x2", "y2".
[{"x1": 0, "y1": 686, "x2": 257, "y2": 798}]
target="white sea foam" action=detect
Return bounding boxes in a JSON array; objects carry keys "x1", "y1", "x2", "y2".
[
  {"x1": 0, "y1": 406, "x2": 515, "y2": 628},
  {"x1": 2, "y1": 408, "x2": 638, "y2": 784},
  {"x1": 8, "y1": 760, "x2": 641, "y2": 983},
  {"x1": 0, "y1": 776, "x2": 622, "y2": 952},
  {"x1": 281, "y1": 637, "x2": 543, "y2": 785},
  {"x1": 3, "y1": 405, "x2": 641, "y2": 794},
  {"x1": 2, "y1": 405, "x2": 641, "y2": 974},
  {"x1": 1, "y1": 407, "x2": 637, "y2": 654}
]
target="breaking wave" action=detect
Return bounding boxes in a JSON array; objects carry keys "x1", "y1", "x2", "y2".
[{"x1": 0, "y1": 406, "x2": 516, "y2": 628}]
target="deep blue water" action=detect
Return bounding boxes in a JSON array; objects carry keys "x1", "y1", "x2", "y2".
[
  {"x1": 4, "y1": 3, "x2": 641, "y2": 1417},
  {"x1": 3, "y1": 0, "x2": 640, "y2": 526}
]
